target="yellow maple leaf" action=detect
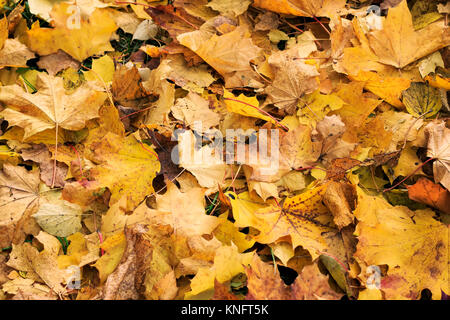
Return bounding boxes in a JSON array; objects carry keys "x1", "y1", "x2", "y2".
[
  {"x1": 223, "y1": 89, "x2": 278, "y2": 125},
  {"x1": 227, "y1": 185, "x2": 347, "y2": 261},
  {"x1": 354, "y1": 188, "x2": 449, "y2": 300},
  {"x1": 213, "y1": 212, "x2": 255, "y2": 253},
  {"x1": 349, "y1": 71, "x2": 410, "y2": 108},
  {"x1": 25, "y1": 3, "x2": 117, "y2": 61},
  {"x1": 367, "y1": 0, "x2": 449, "y2": 69},
  {"x1": 178, "y1": 26, "x2": 261, "y2": 77},
  {"x1": 0, "y1": 72, "x2": 107, "y2": 139},
  {"x1": 6, "y1": 231, "x2": 69, "y2": 295},
  {"x1": 143, "y1": 181, "x2": 219, "y2": 237},
  {"x1": 185, "y1": 245, "x2": 254, "y2": 299},
  {"x1": 88, "y1": 133, "x2": 160, "y2": 211},
  {"x1": 252, "y1": 0, "x2": 346, "y2": 18}
]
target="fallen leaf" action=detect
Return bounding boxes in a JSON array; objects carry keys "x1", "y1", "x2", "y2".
[
  {"x1": 425, "y1": 121, "x2": 450, "y2": 190},
  {"x1": 291, "y1": 262, "x2": 344, "y2": 300},
  {"x1": 366, "y1": 0, "x2": 449, "y2": 68},
  {"x1": 6, "y1": 231, "x2": 70, "y2": 295},
  {"x1": 143, "y1": 181, "x2": 219, "y2": 237},
  {"x1": 32, "y1": 196, "x2": 83, "y2": 238},
  {"x1": 323, "y1": 181, "x2": 356, "y2": 229},
  {"x1": 354, "y1": 188, "x2": 449, "y2": 299},
  {"x1": 407, "y1": 178, "x2": 450, "y2": 215},
  {"x1": 178, "y1": 26, "x2": 262, "y2": 85},
  {"x1": 252, "y1": 0, "x2": 346, "y2": 18},
  {"x1": 25, "y1": 4, "x2": 117, "y2": 61},
  {"x1": 21, "y1": 144, "x2": 68, "y2": 188},
  {"x1": 206, "y1": 0, "x2": 251, "y2": 17},
  {"x1": 0, "y1": 163, "x2": 41, "y2": 248},
  {"x1": 227, "y1": 185, "x2": 347, "y2": 261},
  {"x1": 403, "y1": 82, "x2": 442, "y2": 118},
  {"x1": 0, "y1": 72, "x2": 106, "y2": 139},
  {"x1": 88, "y1": 133, "x2": 160, "y2": 211},
  {"x1": 37, "y1": 50, "x2": 80, "y2": 76},
  {"x1": 112, "y1": 65, "x2": 151, "y2": 108},
  {"x1": 245, "y1": 254, "x2": 291, "y2": 300}
]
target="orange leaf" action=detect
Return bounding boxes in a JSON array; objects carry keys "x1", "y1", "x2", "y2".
[{"x1": 407, "y1": 178, "x2": 450, "y2": 215}]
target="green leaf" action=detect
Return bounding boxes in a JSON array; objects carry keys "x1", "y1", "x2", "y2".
[{"x1": 402, "y1": 82, "x2": 442, "y2": 118}]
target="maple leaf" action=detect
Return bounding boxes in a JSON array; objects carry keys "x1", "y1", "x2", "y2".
[
  {"x1": 6, "y1": 231, "x2": 72, "y2": 295},
  {"x1": 178, "y1": 26, "x2": 262, "y2": 86},
  {"x1": 207, "y1": 0, "x2": 251, "y2": 17},
  {"x1": 227, "y1": 185, "x2": 347, "y2": 262},
  {"x1": 25, "y1": 3, "x2": 117, "y2": 61},
  {"x1": 425, "y1": 120, "x2": 450, "y2": 190},
  {"x1": 146, "y1": 4, "x2": 205, "y2": 42},
  {"x1": 213, "y1": 212, "x2": 255, "y2": 253},
  {"x1": 172, "y1": 92, "x2": 220, "y2": 132},
  {"x1": 0, "y1": 17, "x2": 35, "y2": 69},
  {"x1": 223, "y1": 89, "x2": 279, "y2": 126},
  {"x1": 407, "y1": 178, "x2": 450, "y2": 215},
  {"x1": 112, "y1": 65, "x2": 152, "y2": 109},
  {"x1": 367, "y1": 0, "x2": 449, "y2": 68},
  {"x1": 87, "y1": 132, "x2": 160, "y2": 211},
  {"x1": 245, "y1": 254, "x2": 343, "y2": 300},
  {"x1": 265, "y1": 41, "x2": 320, "y2": 112},
  {"x1": 245, "y1": 254, "x2": 291, "y2": 300},
  {"x1": 0, "y1": 163, "x2": 41, "y2": 248},
  {"x1": 252, "y1": 0, "x2": 346, "y2": 17},
  {"x1": 1, "y1": 0, "x2": 449, "y2": 302},
  {"x1": 0, "y1": 73, "x2": 107, "y2": 139},
  {"x1": 354, "y1": 188, "x2": 448, "y2": 300},
  {"x1": 0, "y1": 39, "x2": 35, "y2": 69},
  {"x1": 2, "y1": 277, "x2": 57, "y2": 300},
  {"x1": 140, "y1": 180, "x2": 219, "y2": 237},
  {"x1": 291, "y1": 262, "x2": 344, "y2": 300},
  {"x1": 185, "y1": 245, "x2": 254, "y2": 299}
]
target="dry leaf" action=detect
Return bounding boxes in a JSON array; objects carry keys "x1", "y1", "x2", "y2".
[{"x1": 407, "y1": 178, "x2": 450, "y2": 215}]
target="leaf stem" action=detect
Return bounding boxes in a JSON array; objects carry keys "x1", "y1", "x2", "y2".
[{"x1": 383, "y1": 157, "x2": 435, "y2": 192}]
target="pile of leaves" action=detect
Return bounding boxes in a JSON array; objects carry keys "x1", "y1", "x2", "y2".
[{"x1": 0, "y1": 0, "x2": 449, "y2": 300}]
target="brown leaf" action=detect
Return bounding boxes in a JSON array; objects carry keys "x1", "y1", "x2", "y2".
[
  {"x1": 212, "y1": 279, "x2": 240, "y2": 300},
  {"x1": 291, "y1": 263, "x2": 343, "y2": 300},
  {"x1": 265, "y1": 53, "x2": 319, "y2": 112},
  {"x1": 21, "y1": 144, "x2": 68, "y2": 188},
  {"x1": 326, "y1": 158, "x2": 362, "y2": 181},
  {"x1": 245, "y1": 254, "x2": 291, "y2": 300},
  {"x1": 37, "y1": 50, "x2": 80, "y2": 76},
  {"x1": 103, "y1": 227, "x2": 139, "y2": 300},
  {"x1": 323, "y1": 181, "x2": 356, "y2": 229},
  {"x1": 380, "y1": 0, "x2": 403, "y2": 10},
  {"x1": 145, "y1": 5, "x2": 204, "y2": 43},
  {"x1": 425, "y1": 120, "x2": 450, "y2": 190},
  {"x1": 112, "y1": 65, "x2": 152, "y2": 108}
]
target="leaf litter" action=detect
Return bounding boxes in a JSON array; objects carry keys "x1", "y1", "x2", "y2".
[{"x1": 0, "y1": 0, "x2": 448, "y2": 300}]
